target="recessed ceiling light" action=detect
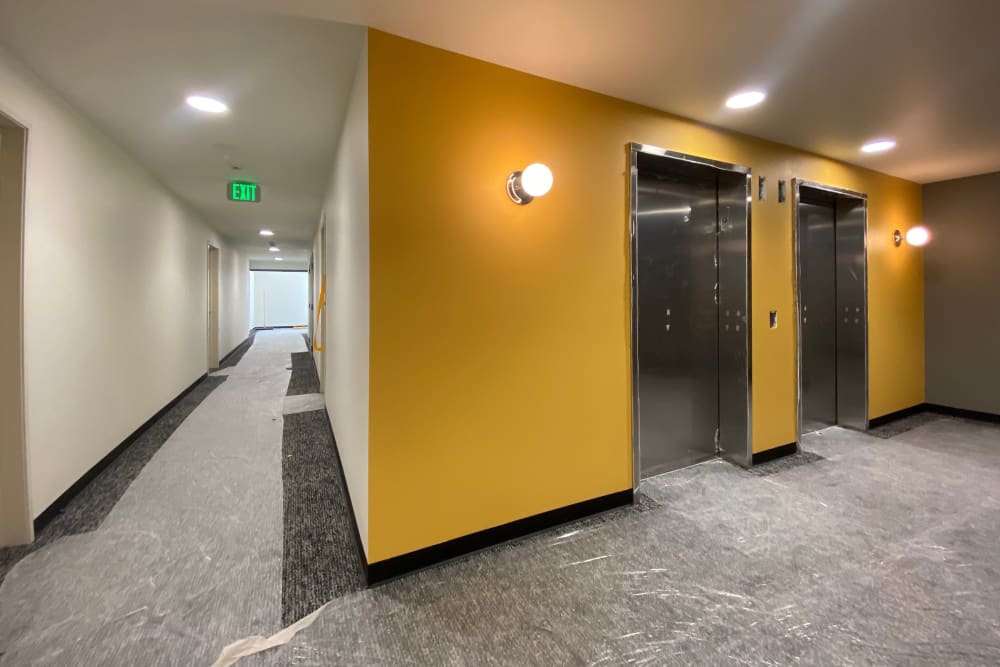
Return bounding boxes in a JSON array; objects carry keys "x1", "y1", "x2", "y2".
[
  {"x1": 269, "y1": 246, "x2": 280, "y2": 252},
  {"x1": 725, "y1": 90, "x2": 766, "y2": 109},
  {"x1": 185, "y1": 95, "x2": 228, "y2": 113},
  {"x1": 861, "y1": 139, "x2": 896, "y2": 153},
  {"x1": 259, "y1": 229, "x2": 274, "y2": 237},
  {"x1": 274, "y1": 257, "x2": 284, "y2": 261}
]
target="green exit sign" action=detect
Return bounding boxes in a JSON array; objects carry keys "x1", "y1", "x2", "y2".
[{"x1": 227, "y1": 181, "x2": 261, "y2": 203}]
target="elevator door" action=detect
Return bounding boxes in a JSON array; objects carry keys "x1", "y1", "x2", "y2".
[
  {"x1": 796, "y1": 184, "x2": 868, "y2": 435},
  {"x1": 798, "y1": 193, "x2": 838, "y2": 431},
  {"x1": 635, "y1": 155, "x2": 719, "y2": 476}
]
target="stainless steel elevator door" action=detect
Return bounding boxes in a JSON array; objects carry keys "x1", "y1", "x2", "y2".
[
  {"x1": 635, "y1": 155, "x2": 719, "y2": 477},
  {"x1": 834, "y1": 197, "x2": 868, "y2": 430},
  {"x1": 716, "y1": 170, "x2": 750, "y2": 466},
  {"x1": 799, "y1": 194, "x2": 838, "y2": 432}
]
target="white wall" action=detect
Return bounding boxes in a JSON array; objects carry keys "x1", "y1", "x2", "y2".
[
  {"x1": 249, "y1": 258, "x2": 309, "y2": 271},
  {"x1": 0, "y1": 44, "x2": 248, "y2": 517},
  {"x1": 316, "y1": 37, "x2": 370, "y2": 555},
  {"x1": 219, "y1": 246, "x2": 251, "y2": 357},
  {"x1": 0, "y1": 120, "x2": 31, "y2": 544},
  {"x1": 250, "y1": 270, "x2": 308, "y2": 328}
]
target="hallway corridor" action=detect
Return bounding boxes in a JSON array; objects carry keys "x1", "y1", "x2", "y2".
[
  {"x1": 2, "y1": 2, "x2": 1000, "y2": 664},
  {"x1": 0, "y1": 330, "x2": 362, "y2": 665},
  {"x1": 0, "y1": 326, "x2": 998, "y2": 665}
]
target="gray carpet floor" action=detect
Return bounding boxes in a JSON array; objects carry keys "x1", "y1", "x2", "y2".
[
  {"x1": 4, "y1": 333, "x2": 1000, "y2": 665},
  {"x1": 746, "y1": 448, "x2": 826, "y2": 476},
  {"x1": 273, "y1": 419, "x2": 1000, "y2": 666},
  {"x1": 0, "y1": 330, "x2": 299, "y2": 665},
  {"x1": 280, "y1": 339, "x2": 366, "y2": 624},
  {"x1": 280, "y1": 410, "x2": 365, "y2": 624},
  {"x1": 868, "y1": 410, "x2": 948, "y2": 439},
  {"x1": 219, "y1": 330, "x2": 256, "y2": 369},
  {"x1": 287, "y1": 351, "x2": 321, "y2": 396},
  {"x1": 0, "y1": 374, "x2": 226, "y2": 587}
]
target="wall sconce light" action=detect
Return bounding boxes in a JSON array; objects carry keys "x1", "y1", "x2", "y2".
[
  {"x1": 507, "y1": 163, "x2": 553, "y2": 205},
  {"x1": 893, "y1": 226, "x2": 930, "y2": 247}
]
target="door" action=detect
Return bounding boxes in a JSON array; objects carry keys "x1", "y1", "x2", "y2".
[
  {"x1": 634, "y1": 153, "x2": 721, "y2": 477},
  {"x1": 795, "y1": 182, "x2": 869, "y2": 435},
  {"x1": 207, "y1": 245, "x2": 220, "y2": 369},
  {"x1": 798, "y1": 191, "x2": 838, "y2": 432},
  {"x1": 0, "y1": 116, "x2": 32, "y2": 545},
  {"x1": 308, "y1": 253, "x2": 315, "y2": 348},
  {"x1": 834, "y1": 196, "x2": 868, "y2": 430},
  {"x1": 716, "y1": 169, "x2": 751, "y2": 465}
]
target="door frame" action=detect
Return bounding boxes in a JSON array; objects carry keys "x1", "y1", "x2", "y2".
[
  {"x1": 792, "y1": 179, "x2": 869, "y2": 438},
  {"x1": 628, "y1": 142, "x2": 753, "y2": 490},
  {"x1": 0, "y1": 111, "x2": 32, "y2": 545},
  {"x1": 308, "y1": 252, "x2": 315, "y2": 349},
  {"x1": 207, "y1": 244, "x2": 220, "y2": 370}
]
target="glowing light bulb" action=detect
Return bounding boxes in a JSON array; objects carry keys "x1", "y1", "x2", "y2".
[
  {"x1": 905, "y1": 226, "x2": 930, "y2": 247},
  {"x1": 520, "y1": 163, "x2": 553, "y2": 197}
]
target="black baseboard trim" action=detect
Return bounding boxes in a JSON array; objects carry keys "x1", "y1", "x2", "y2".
[
  {"x1": 366, "y1": 489, "x2": 634, "y2": 585},
  {"x1": 752, "y1": 442, "x2": 798, "y2": 466},
  {"x1": 33, "y1": 373, "x2": 209, "y2": 533},
  {"x1": 249, "y1": 268, "x2": 308, "y2": 273},
  {"x1": 926, "y1": 403, "x2": 1000, "y2": 424},
  {"x1": 868, "y1": 402, "x2": 1000, "y2": 428},
  {"x1": 318, "y1": 409, "x2": 369, "y2": 583},
  {"x1": 218, "y1": 334, "x2": 251, "y2": 367},
  {"x1": 868, "y1": 403, "x2": 927, "y2": 429},
  {"x1": 251, "y1": 325, "x2": 306, "y2": 332}
]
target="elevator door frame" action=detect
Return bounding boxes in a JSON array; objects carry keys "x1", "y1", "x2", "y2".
[
  {"x1": 629, "y1": 142, "x2": 753, "y2": 490},
  {"x1": 792, "y1": 179, "x2": 869, "y2": 437}
]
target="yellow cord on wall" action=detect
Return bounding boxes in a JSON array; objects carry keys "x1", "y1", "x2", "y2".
[{"x1": 313, "y1": 276, "x2": 326, "y2": 351}]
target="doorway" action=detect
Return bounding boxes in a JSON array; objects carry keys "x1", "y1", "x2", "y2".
[
  {"x1": 0, "y1": 112, "x2": 31, "y2": 546},
  {"x1": 793, "y1": 181, "x2": 868, "y2": 435},
  {"x1": 308, "y1": 253, "x2": 315, "y2": 349},
  {"x1": 207, "y1": 244, "x2": 220, "y2": 370},
  {"x1": 249, "y1": 269, "x2": 309, "y2": 328},
  {"x1": 630, "y1": 143, "x2": 752, "y2": 485}
]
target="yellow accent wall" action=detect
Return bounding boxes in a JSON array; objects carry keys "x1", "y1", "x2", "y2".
[{"x1": 366, "y1": 29, "x2": 924, "y2": 563}]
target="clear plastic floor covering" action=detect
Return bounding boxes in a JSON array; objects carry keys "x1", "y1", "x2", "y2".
[{"x1": 2, "y1": 328, "x2": 999, "y2": 665}]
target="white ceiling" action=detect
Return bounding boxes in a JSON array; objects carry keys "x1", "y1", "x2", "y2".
[
  {"x1": 223, "y1": 0, "x2": 1000, "y2": 184},
  {"x1": 0, "y1": 0, "x2": 997, "y2": 267},
  {"x1": 0, "y1": 0, "x2": 365, "y2": 264}
]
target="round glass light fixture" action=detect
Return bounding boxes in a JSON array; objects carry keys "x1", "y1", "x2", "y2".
[
  {"x1": 507, "y1": 163, "x2": 553, "y2": 204},
  {"x1": 185, "y1": 95, "x2": 228, "y2": 113},
  {"x1": 521, "y1": 163, "x2": 553, "y2": 197},
  {"x1": 861, "y1": 139, "x2": 896, "y2": 153},
  {"x1": 893, "y1": 226, "x2": 930, "y2": 247},
  {"x1": 259, "y1": 229, "x2": 274, "y2": 237},
  {"x1": 725, "y1": 90, "x2": 766, "y2": 109},
  {"x1": 905, "y1": 226, "x2": 930, "y2": 246}
]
